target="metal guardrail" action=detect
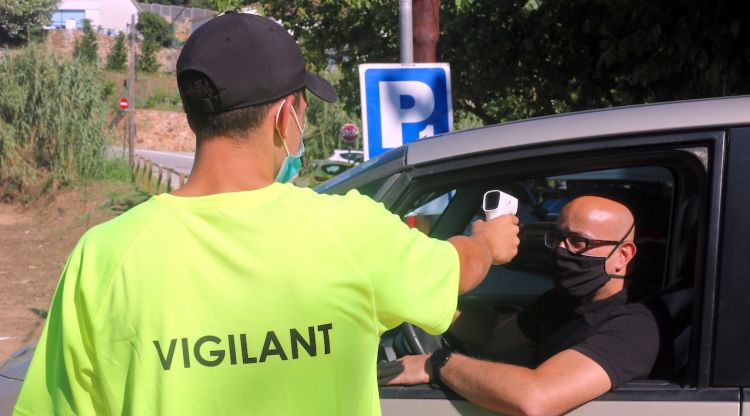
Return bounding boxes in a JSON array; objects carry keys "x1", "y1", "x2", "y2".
[{"x1": 131, "y1": 155, "x2": 188, "y2": 194}]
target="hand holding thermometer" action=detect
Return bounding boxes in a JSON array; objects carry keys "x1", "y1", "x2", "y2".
[{"x1": 483, "y1": 190, "x2": 518, "y2": 220}]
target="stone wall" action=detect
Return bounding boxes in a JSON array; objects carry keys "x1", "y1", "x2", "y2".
[{"x1": 111, "y1": 109, "x2": 195, "y2": 152}]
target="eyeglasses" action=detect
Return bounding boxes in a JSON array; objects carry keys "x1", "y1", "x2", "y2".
[{"x1": 544, "y1": 223, "x2": 635, "y2": 255}]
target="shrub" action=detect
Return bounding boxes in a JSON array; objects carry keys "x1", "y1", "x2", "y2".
[
  {"x1": 138, "y1": 40, "x2": 160, "y2": 73},
  {"x1": 106, "y1": 32, "x2": 128, "y2": 71},
  {"x1": 144, "y1": 88, "x2": 181, "y2": 110},
  {"x1": 137, "y1": 11, "x2": 173, "y2": 48},
  {"x1": 74, "y1": 19, "x2": 98, "y2": 65},
  {"x1": 0, "y1": 45, "x2": 111, "y2": 200}
]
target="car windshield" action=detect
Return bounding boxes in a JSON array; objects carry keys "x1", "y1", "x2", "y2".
[{"x1": 322, "y1": 164, "x2": 347, "y2": 175}]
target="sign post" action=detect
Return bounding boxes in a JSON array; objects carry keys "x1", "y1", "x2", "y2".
[
  {"x1": 118, "y1": 97, "x2": 129, "y2": 156},
  {"x1": 358, "y1": 63, "x2": 452, "y2": 161},
  {"x1": 127, "y1": 14, "x2": 137, "y2": 169}
]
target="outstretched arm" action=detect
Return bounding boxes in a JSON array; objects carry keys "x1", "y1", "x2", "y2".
[{"x1": 448, "y1": 215, "x2": 520, "y2": 294}]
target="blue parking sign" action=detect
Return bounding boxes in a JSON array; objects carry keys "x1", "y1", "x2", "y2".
[{"x1": 359, "y1": 64, "x2": 453, "y2": 160}]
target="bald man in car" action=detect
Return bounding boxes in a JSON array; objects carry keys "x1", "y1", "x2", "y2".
[{"x1": 381, "y1": 196, "x2": 659, "y2": 416}]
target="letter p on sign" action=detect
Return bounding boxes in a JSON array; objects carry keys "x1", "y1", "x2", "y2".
[
  {"x1": 359, "y1": 64, "x2": 453, "y2": 161},
  {"x1": 378, "y1": 81, "x2": 435, "y2": 148}
]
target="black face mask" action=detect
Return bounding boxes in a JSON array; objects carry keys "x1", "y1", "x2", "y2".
[{"x1": 553, "y1": 247, "x2": 621, "y2": 299}]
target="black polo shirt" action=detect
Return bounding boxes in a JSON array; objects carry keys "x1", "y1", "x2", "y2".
[{"x1": 518, "y1": 289, "x2": 659, "y2": 388}]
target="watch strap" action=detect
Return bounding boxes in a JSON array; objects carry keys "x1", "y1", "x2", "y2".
[{"x1": 429, "y1": 347, "x2": 453, "y2": 387}]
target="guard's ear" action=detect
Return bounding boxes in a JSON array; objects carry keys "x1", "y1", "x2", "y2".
[{"x1": 274, "y1": 96, "x2": 295, "y2": 141}]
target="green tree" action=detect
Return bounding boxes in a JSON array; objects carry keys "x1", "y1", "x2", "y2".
[
  {"x1": 138, "y1": 40, "x2": 160, "y2": 72},
  {"x1": 443, "y1": 0, "x2": 750, "y2": 122},
  {"x1": 262, "y1": 0, "x2": 750, "y2": 125},
  {"x1": 300, "y1": 69, "x2": 361, "y2": 168},
  {"x1": 106, "y1": 32, "x2": 128, "y2": 71},
  {"x1": 213, "y1": 0, "x2": 242, "y2": 12},
  {"x1": 137, "y1": 11, "x2": 174, "y2": 47},
  {"x1": 262, "y1": 1, "x2": 407, "y2": 121},
  {"x1": 74, "y1": 19, "x2": 98, "y2": 65},
  {"x1": 0, "y1": 0, "x2": 57, "y2": 44}
]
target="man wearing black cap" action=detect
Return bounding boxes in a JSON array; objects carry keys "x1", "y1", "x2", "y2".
[{"x1": 13, "y1": 12, "x2": 520, "y2": 415}]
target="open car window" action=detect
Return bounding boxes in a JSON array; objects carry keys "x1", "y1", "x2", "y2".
[
  {"x1": 466, "y1": 166, "x2": 674, "y2": 303},
  {"x1": 403, "y1": 191, "x2": 456, "y2": 235},
  {"x1": 385, "y1": 165, "x2": 679, "y2": 379}
]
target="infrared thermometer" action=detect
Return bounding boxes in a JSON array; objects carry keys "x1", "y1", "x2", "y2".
[{"x1": 482, "y1": 190, "x2": 518, "y2": 220}]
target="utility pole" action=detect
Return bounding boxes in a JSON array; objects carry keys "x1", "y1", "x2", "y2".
[
  {"x1": 128, "y1": 14, "x2": 137, "y2": 168},
  {"x1": 413, "y1": 0, "x2": 439, "y2": 63},
  {"x1": 401, "y1": 0, "x2": 440, "y2": 63},
  {"x1": 399, "y1": 0, "x2": 414, "y2": 64}
]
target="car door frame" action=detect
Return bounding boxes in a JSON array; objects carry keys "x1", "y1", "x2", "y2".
[
  {"x1": 374, "y1": 129, "x2": 740, "y2": 415},
  {"x1": 715, "y1": 128, "x2": 750, "y2": 412}
]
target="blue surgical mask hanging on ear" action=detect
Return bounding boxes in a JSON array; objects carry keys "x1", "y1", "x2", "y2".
[
  {"x1": 274, "y1": 99, "x2": 305, "y2": 183},
  {"x1": 275, "y1": 139, "x2": 304, "y2": 183}
]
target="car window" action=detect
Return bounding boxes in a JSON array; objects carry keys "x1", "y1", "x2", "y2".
[
  {"x1": 356, "y1": 177, "x2": 389, "y2": 199},
  {"x1": 398, "y1": 166, "x2": 674, "y2": 300},
  {"x1": 467, "y1": 166, "x2": 674, "y2": 300},
  {"x1": 379, "y1": 165, "x2": 673, "y2": 372},
  {"x1": 403, "y1": 190, "x2": 455, "y2": 235}
]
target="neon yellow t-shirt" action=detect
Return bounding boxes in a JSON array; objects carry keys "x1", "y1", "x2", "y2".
[{"x1": 14, "y1": 183, "x2": 459, "y2": 415}]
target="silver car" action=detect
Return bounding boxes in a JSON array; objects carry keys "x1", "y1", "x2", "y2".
[{"x1": 319, "y1": 96, "x2": 750, "y2": 415}]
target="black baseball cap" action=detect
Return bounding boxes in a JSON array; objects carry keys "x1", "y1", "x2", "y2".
[{"x1": 176, "y1": 12, "x2": 336, "y2": 114}]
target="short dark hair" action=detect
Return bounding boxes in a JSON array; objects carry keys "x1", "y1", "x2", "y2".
[{"x1": 178, "y1": 71, "x2": 307, "y2": 143}]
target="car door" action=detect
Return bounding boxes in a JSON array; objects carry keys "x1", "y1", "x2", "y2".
[
  {"x1": 365, "y1": 130, "x2": 740, "y2": 415},
  {"x1": 714, "y1": 128, "x2": 750, "y2": 415}
]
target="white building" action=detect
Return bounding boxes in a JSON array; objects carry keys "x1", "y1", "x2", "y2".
[{"x1": 50, "y1": 0, "x2": 141, "y2": 33}]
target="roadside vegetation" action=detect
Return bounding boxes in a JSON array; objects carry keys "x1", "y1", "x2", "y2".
[
  {"x1": 0, "y1": 45, "x2": 113, "y2": 201},
  {"x1": 96, "y1": 159, "x2": 151, "y2": 212},
  {"x1": 0, "y1": 0, "x2": 367, "y2": 199},
  {"x1": 301, "y1": 69, "x2": 363, "y2": 167},
  {"x1": 0, "y1": 0, "x2": 56, "y2": 45}
]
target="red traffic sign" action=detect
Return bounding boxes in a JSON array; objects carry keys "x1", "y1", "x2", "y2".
[
  {"x1": 119, "y1": 98, "x2": 129, "y2": 110},
  {"x1": 340, "y1": 123, "x2": 359, "y2": 143}
]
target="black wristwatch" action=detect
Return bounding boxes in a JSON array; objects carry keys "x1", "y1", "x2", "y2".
[{"x1": 429, "y1": 347, "x2": 453, "y2": 387}]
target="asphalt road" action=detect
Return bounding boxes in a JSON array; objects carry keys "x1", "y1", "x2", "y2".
[{"x1": 133, "y1": 149, "x2": 195, "y2": 177}]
